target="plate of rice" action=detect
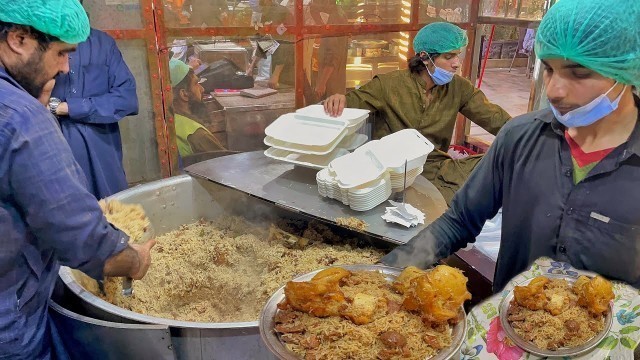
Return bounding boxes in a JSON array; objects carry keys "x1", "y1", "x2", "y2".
[
  {"x1": 259, "y1": 264, "x2": 470, "y2": 360},
  {"x1": 499, "y1": 273, "x2": 614, "y2": 357}
]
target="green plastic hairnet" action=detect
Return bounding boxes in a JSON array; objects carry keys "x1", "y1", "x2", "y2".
[
  {"x1": 169, "y1": 59, "x2": 191, "y2": 87},
  {"x1": 535, "y1": 0, "x2": 640, "y2": 88},
  {"x1": 0, "y1": 0, "x2": 89, "y2": 44},
  {"x1": 413, "y1": 22, "x2": 468, "y2": 54}
]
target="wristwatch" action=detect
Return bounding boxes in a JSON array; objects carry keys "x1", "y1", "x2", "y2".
[{"x1": 48, "y1": 97, "x2": 61, "y2": 115}]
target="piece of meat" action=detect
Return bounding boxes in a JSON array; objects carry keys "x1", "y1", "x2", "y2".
[
  {"x1": 423, "y1": 334, "x2": 444, "y2": 350},
  {"x1": 341, "y1": 293, "x2": 381, "y2": 325},
  {"x1": 280, "y1": 333, "x2": 304, "y2": 344},
  {"x1": 322, "y1": 331, "x2": 342, "y2": 341},
  {"x1": 402, "y1": 265, "x2": 471, "y2": 324},
  {"x1": 300, "y1": 335, "x2": 321, "y2": 349},
  {"x1": 379, "y1": 331, "x2": 407, "y2": 348},
  {"x1": 274, "y1": 310, "x2": 299, "y2": 324},
  {"x1": 304, "y1": 350, "x2": 318, "y2": 360},
  {"x1": 386, "y1": 299, "x2": 401, "y2": 314},
  {"x1": 513, "y1": 276, "x2": 549, "y2": 311},
  {"x1": 275, "y1": 323, "x2": 305, "y2": 333},
  {"x1": 283, "y1": 268, "x2": 351, "y2": 317},
  {"x1": 564, "y1": 319, "x2": 580, "y2": 333},
  {"x1": 573, "y1": 275, "x2": 614, "y2": 316},
  {"x1": 392, "y1": 266, "x2": 425, "y2": 294}
]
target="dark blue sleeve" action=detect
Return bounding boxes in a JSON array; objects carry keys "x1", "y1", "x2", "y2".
[
  {"x1": 67, "y1": 35, "x2": 138, "y2": 124},
  {"x1": 5, "y1": 104, "x2": 128, "y2": 278},
  {"x1": 380, "y1": 124, "x2": 508, "y2": 268}
]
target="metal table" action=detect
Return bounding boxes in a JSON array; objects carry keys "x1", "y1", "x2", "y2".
[{"x1": 185, "y1": 151, "x2": 447, "y2": 244}]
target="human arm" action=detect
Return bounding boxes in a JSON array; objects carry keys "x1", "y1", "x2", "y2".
[
  {"x1": 103, "y1": 239, "x2": 156, "y2": 279},
  {"x1": 2, "y1": 103, "x2": 145, "y2": 279},
  {"x1": 61, "y1": 37, "x2": 138, "y2": 124},
  {"x1": 380, "y1": 122, "x2": 508, "y2": 268},
  {"x1": 458, "y1": 76, "x2": 511, "y2": 135},
  {"x1": 269, "y1": 64, "x2": 285, "y2": 89},
  {"x1": 324, "y1": 75, "x2": 387, "y2": 117},
  {"x1": 187, "y1": 128, "x2": 225, "y2": 152}
]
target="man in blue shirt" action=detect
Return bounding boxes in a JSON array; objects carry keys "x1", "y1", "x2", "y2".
[
  {"x1": 0, "y1": 1, "x2": 155, "y2": 358},
  {"x1": 50, "y1": 25, "x2": 138, "y2": 199},
  {"x1": 381, "y1": 0, "x2": 640, "y2": 292}
]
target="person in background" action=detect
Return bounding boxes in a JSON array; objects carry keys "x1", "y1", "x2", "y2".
[
  {"x1": 50, "y1": 25, "x2": 138, "y2": 199},
  {"x1": 380, "y1": 0, "x2": 640, "y2": 292},
  {"x1": 170, "y1": 58, "x2": 224, "y2": 157},
  {"x1": 324, "y1": 22, "x2": 511, "y2": 205},
  {"x1": 0, "y1": 1, "x2": 155, "y2": 358},
  {"x1": 307, "y1": 0, "x2": 348, "y2": 103},
  {"x1": 183, "y1": 0, "x2": 228, "y2": 27}
]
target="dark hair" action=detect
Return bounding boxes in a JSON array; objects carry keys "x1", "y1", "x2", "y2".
[
  {"x1": 408, "y1": 52, "x2": 440, "y2": 74},
  {"x1": 0, "y1": 21, "x2": 59, "y2": 51}
]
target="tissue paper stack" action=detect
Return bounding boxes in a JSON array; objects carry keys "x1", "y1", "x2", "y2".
[{"x1": 382, "y1": 200, "x2": 425, "y2": 227}]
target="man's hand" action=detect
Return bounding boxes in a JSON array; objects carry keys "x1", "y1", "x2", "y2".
[
  {"x1": 38, "y1": 79, "x2": 56, "y2": 107},
  {"x1": 56, "y1": 102, "x2": 69, "y2": 116},
  {"x1": 103, "y1": 238, "x2": 156, "y2": 280},
  {"x1": 129, "y1": 239, "x2": 156, "y2": 280},
  {"x1": 323, "y1": 93, "x2": 346, "y2": 117},
  {"x1": 268, "y1": 78, "x2": 279, "y2": 89}
]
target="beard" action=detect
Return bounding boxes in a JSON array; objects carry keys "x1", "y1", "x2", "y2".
[{"x1": 7, "y1": 48, "x2": 50, "y2": 99}]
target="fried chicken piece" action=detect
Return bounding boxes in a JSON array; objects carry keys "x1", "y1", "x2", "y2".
[
  {"x1": 513, "y1": 276, "x2": 549, "y2": 311},
  {"x1": 341, "y1": 293, "x2": 383, "y2": 325},
  {"x1": 392, "y1": 266, "x2": 426, "y2": 294},
  {"x1": 402, "y1": 265, "x2": 471, "y2": 324},
  {"x1": 282, "y1": 268, "x2": 351, "y2": 317},
  {"x1": 573, "y1": 275, "x2": 614, "y2": 316}
]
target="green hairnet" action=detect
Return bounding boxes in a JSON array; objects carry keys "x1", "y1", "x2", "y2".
[
  {"x1": 413, "y1": 22, "x2": 468, "y2": 54},
  {"x1": 0, "y1": 0, "x2": 89, "y2": 44},
  {"x1": 169, "y1": 59, "x2": 191, "y2": 87},
  {"x1": 535, "y1": 0, "x2": 640, "y2": 88}
]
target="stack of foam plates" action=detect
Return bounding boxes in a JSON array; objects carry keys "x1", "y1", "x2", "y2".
[
  {"x1": 316, "y1": 129, "x2": 435, "y2": 211},
  {"x1": 263, "y1": 106, "x2": 370, "y2": 169}
]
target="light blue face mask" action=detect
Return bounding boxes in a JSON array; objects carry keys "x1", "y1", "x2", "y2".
[
  {"x1": 424, "y1": 53, "x2": 454, "y2": 85},
  {"x1": 550, "y1": 83, "x2": 626, "y2": 128}
]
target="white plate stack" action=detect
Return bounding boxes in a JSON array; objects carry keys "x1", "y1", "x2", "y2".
[
  {"x1": 263, "y1": 105, "x2": 369, "y2": 169},
  {"x1": 317, "y1": 129, "x2": 435, "y2": 211}
]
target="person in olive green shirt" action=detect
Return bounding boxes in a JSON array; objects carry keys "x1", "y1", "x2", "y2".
[
  {"x1": 324, "y1": 22, "x2": 511, "y2": 205},
  {"x1": 169, "y1": 59, "x2": 224, "y2": 157}
]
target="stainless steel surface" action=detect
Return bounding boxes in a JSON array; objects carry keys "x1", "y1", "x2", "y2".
[
  {"x1": 260, "y1": 264, "x2": 466, "y2": 360},
  {"x1": 499, "y1": 274, "x2": 613, "y2": 358},
  {"x1": 59, "y1": 175, "x2": 280, "y2": 359},
  {"x1": 49, "y1": 301, "x2": 174, "y2": 360},
  {"x1": 185, "y1": 151, "x2": 448, "y2": 244},
  {"x1": 121, "y1": 277, "x2": 133, "y2": 296}
]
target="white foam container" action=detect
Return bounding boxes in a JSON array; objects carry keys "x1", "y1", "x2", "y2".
[
  {"x1": 264, "y1": 131, "x2": 347, "y2": 155},
  {"x1": 295, "y1": 104, "x2": 370, "y2": 126},
  {"x1": 264, "y1": 147, "x2": 349, "y2": 170},
  {"x1": 356, "y1": 129, "x2": 434, "y2": 172},
  {"x1": 265, "y1": 113, "x2": 347, "y2": 147},
  {"x1": 337, "y1": 133, "x2": 368, "y2": 151},
  {"x1": 329, "y1": 150, "x2": 386, "y2": 189}
]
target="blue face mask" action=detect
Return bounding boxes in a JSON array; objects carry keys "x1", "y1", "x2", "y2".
[
  {"x1": 550, "y1": 83, "x2": 626, "y2": 128},
  {"x1": 424, "y1": 54, "x2": 454, "y2": 85}
]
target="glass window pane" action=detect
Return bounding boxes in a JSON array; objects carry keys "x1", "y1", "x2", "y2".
[
  {"x1": 116, "y1": 40, "x2": 162, "y2": 183},
  {"x1": 83, "y1": 0, "x2": 144, "y2": 29},
  {"x1": 419, "y1": 0, "x2": 472, "y2": 23}
]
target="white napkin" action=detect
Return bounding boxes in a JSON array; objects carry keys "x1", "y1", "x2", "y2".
[{"x1": 382, "y1": 200, "x2": 425, "y2": 228}]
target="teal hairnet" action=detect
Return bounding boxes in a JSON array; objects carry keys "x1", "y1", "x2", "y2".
[
  {"x1": 413, "y1": 22, "x2": 468, "y2": 54},
  {"x1": 169, "y1": 59, "x2": 191, "y2": 87},
  {"x1": 535, "y1": 0, "x2": 640, "y2": 88},
  {"x1": 0, "y1": 0, "x2": 90, "y2": 44}
]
